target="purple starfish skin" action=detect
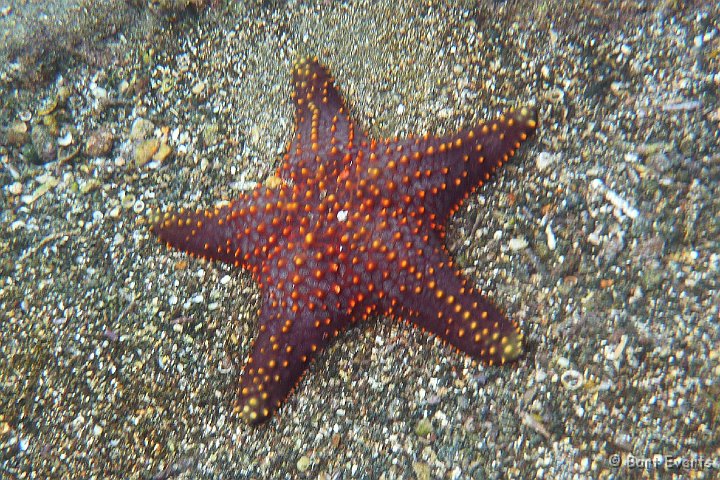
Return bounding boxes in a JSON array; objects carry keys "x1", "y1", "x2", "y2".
[{"x1": 151, "y1": 57, "x2": 537, "y2": 424}]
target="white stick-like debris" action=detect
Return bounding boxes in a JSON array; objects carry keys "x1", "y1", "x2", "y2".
[{"x1": 590, "y1": 178, "x2": 640, "y2": 220}]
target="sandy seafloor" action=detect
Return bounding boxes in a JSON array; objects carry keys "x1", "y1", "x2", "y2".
[{"x1": 1, "y1": 0, "x2": 719, "y2": 478}]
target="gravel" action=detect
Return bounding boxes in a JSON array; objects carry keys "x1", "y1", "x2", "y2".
[{"x1": 1, "y1": 0, "x2": 718, "y2": 478}]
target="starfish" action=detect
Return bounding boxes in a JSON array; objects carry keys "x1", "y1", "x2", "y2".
[{"x1": 151, "y1": 57, "x2": 537, "y2": 424}]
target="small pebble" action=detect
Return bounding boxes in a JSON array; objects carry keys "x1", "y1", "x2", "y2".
[
  {"x1": 250, "y1": 125, "x2": 260, "y2": 145},
  {"x1": 560, "y1": 369, "x2": 585, "y2": 391},
  {"x1": 30, "y1": 124, "x2": 57, "y2": 164},
  {"x1": 296, "y1": 455, "x2": 310, "y2": 472},
  {"x1": 37, "y1": 97, "x2": 58, "y2": 116},
  {"x1": 152, "y1": 143, "x2": 173, "y2": 162},
  {"x1": 85, "y1": 128, "x2": 114, "y2": 157},
  {"x1": 18, "y1": 437, "x2": 29, "y2": 452},
  {"x1": 80, "y1": 179, "x2": 101, "y2": 194},
  {"x1": 535, "y1": 151, "x2": 557, "y2": 172},
  {"x1": 9, "y1": 182, "x2": 23, "y2": 195},
  {"x1": 57, "y1": 131, "x2": 73, "y2": 147},
  {"x1": 135, "y1": 139, "x2": 160, "y2": 166},
  {"x1": 6, "y1": 121, "x2": 29, "y2": 146},
  {"x1": 412, "y1": 461, "x2": 431, "y2": 480},
  {"x1": 132, "y1": 199, "x2": 145, "y2": 214},
  {"x1": 541, "y1": 64, "x2": 551, "y2": 79},
  {"x1": 90, "y1": 85, "x2": 108, "y2": 101},
  {"x1": 508, "y1": 237, "x2": 528, "y2": 251},
  {"x1": 130, "y1": 118, "x2": 155, "y2": 140},
  {"x1": 192, "y1": 81, "x2": 206, "y2": 95},
  {"x1": 545, "y1": 224, "x2": 556, "y2": 250},
  {"x1": 121, "y1": 194, "x2": 136, "y2": 209},
  {"x1": 415, "y1": 418, "x2": 433, "y2": 437}
]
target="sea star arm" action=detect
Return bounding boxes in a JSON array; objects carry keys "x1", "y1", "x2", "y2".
[
  {"x1": 382, "y1": 107, "x2": 537, "y2": 225},
  {"x1": 150, "y1": 187, "x2": 284, "y2": 271},
  {"x1": 280, "y1": 57, "x2": 366, "y2": 185},
  {"x1": 234, "y1": 288, "x2": 350, "y2": 424},
  {"x1": 381, "y1": 228, "x2": 522, "y2": 365}
]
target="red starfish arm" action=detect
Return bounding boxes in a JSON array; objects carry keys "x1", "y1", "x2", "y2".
[
  {"x1": 381, "y1": 230, "x2": 522, "y2": 365},
  {"x1": 234, "y1": 289, "x2": 348, "y2": 424},
  {"x1": 150, "y1": 187, "x2": 284, "y2": 269},
  {"x1": 281, "y1": 57, "x2": 366, "y2": 185},
  {"x1": 381, "y1": 107, "x2": 537, "y2": 225}
]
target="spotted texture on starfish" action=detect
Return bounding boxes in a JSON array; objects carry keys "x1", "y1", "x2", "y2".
[{"x1": 151, "y1": 57, "x2": 537, "y2": 424}]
